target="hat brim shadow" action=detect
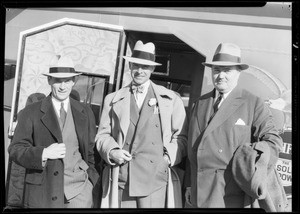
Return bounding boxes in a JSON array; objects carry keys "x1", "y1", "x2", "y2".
[{"x1": 123, "y1": 56, "x2": 162, "y2": 66}]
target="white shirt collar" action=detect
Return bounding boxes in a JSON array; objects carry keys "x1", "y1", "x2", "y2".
[
  {"x1": 132, "y1": 80, "x2": 150, "y2": 109},
  {"x1": 51, "y1": 96, "x2": 69, "y2": 113},
  {"x1": 138, "y1": 80, "x2": 150, "y2": 93},
  {"x1": 215, "y1": 88, "x2": 233, "y2": 100}
]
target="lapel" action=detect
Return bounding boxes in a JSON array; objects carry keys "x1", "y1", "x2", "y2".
[
  {"x1": 196, "y1": 90, "x2": 215, "y2": 131},
  {"x1": 201, "y1": 87, "x2": 245, "y2": 142},
  {"x1": 136, "y1": 85, "x2": 155, "y2": 130},
  {"x1": 70, "y1": 98, "x2": 87, "y2": 152},
  {"x1": 40, "y1": 96, "x2": 62, "y2": 142},
  {"x1": 151, "y1": 81, "x2": 173, "y2": 143},
  {"x1": 112, "y1": 85, "x2": 131, "y2": 139}
]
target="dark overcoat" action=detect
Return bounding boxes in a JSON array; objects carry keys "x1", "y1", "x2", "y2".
[
  {"x1": 186, "y1": 87, "x2": 283, "y2": 208},
  {"x1": 8, "y1": 95, "x2": 99, "y2": 208}
]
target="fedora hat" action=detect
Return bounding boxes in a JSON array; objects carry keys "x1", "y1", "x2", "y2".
[
  {"x1": 123, "y1": 40, "x2": 162, "y2": 66},
  {"x1": 202, "y1": 43, "x2": 249, "y2": 70},
  {"x1": 43, "y1": 55, "x2": 82, "y2": 78}
]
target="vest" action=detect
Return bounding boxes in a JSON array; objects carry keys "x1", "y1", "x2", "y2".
[
  {"x1": 119, "y1": 85, "x2": 168, "y2": 197},
  {"x1": 61, "y1": 103, "x2": 88, "y2": 200}
]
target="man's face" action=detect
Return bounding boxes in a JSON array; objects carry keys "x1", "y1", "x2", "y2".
[
  {"x1": 130, "y1": 62, "x2": 155, "y2": 85},
  {"x1": 211, "y1": 65, "x2": 241, "y2": 93},
  {"x1": 48, "y1": 77, "x2": 75, "y2": 101}
]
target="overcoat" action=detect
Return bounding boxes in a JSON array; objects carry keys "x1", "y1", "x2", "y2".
[
  {"x1": 232, "y1": 141, "x2": 288, "y2": 212},
  {"x1": 8, "y1": 95, "x2": 99, "y2": 208},
  {"x1": 96, "y1": 81, "x2": 188, "y2": 208},
  {"x1": 186, "y1": 87, "x2": 283, "y2": 208}
]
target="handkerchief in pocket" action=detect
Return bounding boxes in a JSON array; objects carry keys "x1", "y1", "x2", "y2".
[{"x1": 235, "y1": 118, "x2": 246, "y2": 125}]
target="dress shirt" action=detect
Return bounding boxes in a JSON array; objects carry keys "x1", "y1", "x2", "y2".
[
  {"x1": 133, "y1": 80, "x2": 150, "y2": 109},
  {"x1": 215, "y1": 88, "x2": 233, "y2": 109},
  {"x1": 51, "y1": 96, "x2": 69, "y2": 117}
]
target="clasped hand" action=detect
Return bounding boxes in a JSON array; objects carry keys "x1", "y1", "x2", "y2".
[
  {"x1": 109, "y1": 149, "x2": 132, "y2": 165},
  {"x1": 43, "y1": 143, "x2": 66, "y2": 160}
]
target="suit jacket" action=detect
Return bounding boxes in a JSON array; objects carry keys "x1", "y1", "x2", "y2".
[
  {"x1": 96, "y1": 81, "x2": 188, "y2": 207},
  {"x1": 186, "y1": 87, "x2": 283, "y2": 208},
  {"x1": 8, "y1": 95, "x2": 99, "y2": 208}
]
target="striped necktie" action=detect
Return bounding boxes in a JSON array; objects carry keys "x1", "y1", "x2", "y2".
[
  {"x1": 213, "y1": 93, "x2": 223, "y2": 113},
  {"x1": 208, "y1": 93, "x2": 223, "y2": 124}
]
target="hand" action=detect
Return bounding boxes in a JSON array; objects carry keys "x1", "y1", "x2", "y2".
[
  {"x1": 185, "y1": 187, "x2": 192, "y2": 207},
  {"x1": 109, "y1": 149, "x2": 132, "y2": 165},
  {"x1": 42, "y1": 143, "x2": 66, "y2": 160}
]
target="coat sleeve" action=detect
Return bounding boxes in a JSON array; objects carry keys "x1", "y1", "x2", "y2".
[
  {"x1": 164, "y1": 93, "x2": 188, "y2": 166},
  {"x1": 85, "y1": 104, "x2": 100, "y2": 186},
  {"x1": 252, "y1": 96, "x2": 283, "y2": 169},
  {"x1": 95, "y1": 94, "x2": 120, "y2": 165},
  {"x1": 8, "y1": 107, "x2": 45, "y2": 170}
]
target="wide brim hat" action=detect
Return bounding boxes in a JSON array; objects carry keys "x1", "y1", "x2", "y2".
[
  {"x1": 202, "y1": 43, "x2": 249, "y2": 70},
  {"x1": 123, "y1": 40, "x2": 162, "y2": 66},
  {"x1": 43, "y1": 55, "x2": 82, "y2": 78}
]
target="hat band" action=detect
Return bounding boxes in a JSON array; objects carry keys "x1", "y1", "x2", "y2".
[
  {"x1": 213, "y1": 53, "x2": 241, "y2": 63},
  {"x1": 49, "y1": 67, "x2": 76, "y2": 74},
  {"x1": 131, "y1": 50, "x2": 155, "y2": 62}
]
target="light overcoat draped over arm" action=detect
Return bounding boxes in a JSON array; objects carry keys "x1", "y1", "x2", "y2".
[{"x1": 96, "y1": 81, "x2": 188, "y2": 208}]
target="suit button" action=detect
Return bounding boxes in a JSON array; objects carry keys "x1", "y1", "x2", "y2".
[
  {"x1": 132, "y1": 152, "x2": 136, "y2": 159},
  {"x1": 73, "y1": 151, "x2": 76, "y2": 155},
  {"x1": 155, "y1": 124, "x2": 159, "y2": 127},
  {"x1": 150, "y1": 160, "x2": 153, "y2": 163},
  {"x1": 54, "y1": 171, "x2": 59, "y2": 176},
  {"x1": 52, "y1": 196, "x2": 57, "y2": 201},
  {"x1": 152, "y1": 142, "x2": 155, "y2": 145},
  {"x1": 218, "y1": 149, "x2": 223, "y2": 153},
  {"x1": 126, "y1": 142, "x2": 129, "y2": 145}
]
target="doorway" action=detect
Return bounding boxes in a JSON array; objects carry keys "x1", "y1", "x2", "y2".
[{"x1": 123, "y1": 30, "x2": 206, "y2": 111}]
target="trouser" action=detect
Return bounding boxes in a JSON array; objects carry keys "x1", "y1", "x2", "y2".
[
  {"x1": 64, "y1": 180, "x2": 93, "y2": 208},
  {"x1": 118, "y1": 184, "x2": 167, "y2": 208}
]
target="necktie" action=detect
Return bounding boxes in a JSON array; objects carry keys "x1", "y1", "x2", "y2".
[
  {"x1": 60, "y1": 102, "x2": 67, "y2": 125},
  {"x1": 213, "y1": 93, "x2": 223, "y2": 113},
  {"x1": 208, "y1": 93, "x2": 223, "y2": 124},
  {"x1": 131, "y1": 84, "x2": 145, "y2": 94}
]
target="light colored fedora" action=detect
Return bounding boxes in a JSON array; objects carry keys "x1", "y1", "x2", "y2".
[
  {"x1": 43, "y1": 55, "x2": 82, "y2": 78},
  {"x1": 123, "y1": 40, "x2": 162, "y2": 66},
  {"x1": 202, "y1": 43, "x2": 249, "y2": 70}
]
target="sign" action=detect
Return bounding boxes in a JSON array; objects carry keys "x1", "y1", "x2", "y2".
[{"x1": 276, "y1": 131, "x2": 292, "y2": 196}]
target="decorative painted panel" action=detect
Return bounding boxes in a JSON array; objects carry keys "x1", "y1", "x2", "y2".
[{"x1": 17, "y1": 24, "x2": 121, "y2": 113}]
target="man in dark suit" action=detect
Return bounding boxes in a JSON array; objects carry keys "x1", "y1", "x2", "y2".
[
  {"x1": 184, "y1": 43, "x2": 283, "y2": 208},
  {"x1": 96, "y1": 40, "x2": 187, "y2": 208},
  {"x1": 8, "y1": 56, "x2": 99, "y2": 208}
]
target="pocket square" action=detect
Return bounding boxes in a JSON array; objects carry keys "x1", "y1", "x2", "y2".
[{"x1": 235, "y1": 118, "x2": 246, "y2": 125}]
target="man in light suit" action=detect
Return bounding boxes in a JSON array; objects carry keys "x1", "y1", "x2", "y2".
[
  {"x1": 184, "y1": 43, "x2": 283, "y2": 208},
  {"x1": 96, "y1": 40, "x2": 187, "y2": 208},
  {"x1": 8, "y1": 56, "x2": 99, "y2": 208}
]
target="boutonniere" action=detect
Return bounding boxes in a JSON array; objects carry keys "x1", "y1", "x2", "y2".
[
  {"x1": 148, "y1": 98, "x2": 159, "y2": 114},
  {"x1": 148, "y1": 98, "x2": 157, "y2": 107}
]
